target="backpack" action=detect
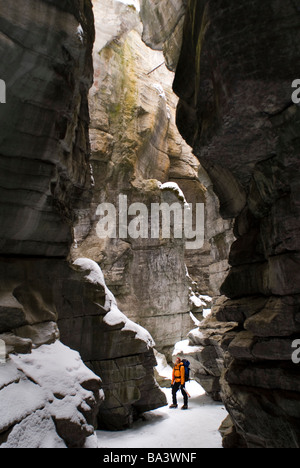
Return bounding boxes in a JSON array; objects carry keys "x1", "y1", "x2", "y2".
[{"x1": 182, "y1": 359, "x2": 191, "y2": 382}]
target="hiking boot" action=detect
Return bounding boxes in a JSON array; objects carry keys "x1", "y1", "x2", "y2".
[
  {"x1": 181, "y1": 405, "x2": 188, "y2": 410},
  {"x1": 169, "y1": 404, "x2": 178, "y2": 409}
]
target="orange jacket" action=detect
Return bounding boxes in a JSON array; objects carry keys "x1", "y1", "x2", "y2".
[{"x1": 172, "y1": 362, "x2": 185, "y2": 385}]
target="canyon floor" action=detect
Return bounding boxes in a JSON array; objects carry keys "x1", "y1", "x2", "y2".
[{"x1": 97, "y1": 381, "x2": 227, "y2": 449}]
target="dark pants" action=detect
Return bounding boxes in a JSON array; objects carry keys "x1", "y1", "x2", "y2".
[{"x1": 172, "y1": 382, "x2": 188, "y2": 406}]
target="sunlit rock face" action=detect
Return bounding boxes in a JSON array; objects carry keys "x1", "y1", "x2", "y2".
[
  {"x1": 173, "y1": 0, "x2": 300, "y2": 448},
  {"x1": 70, "y1": 0, "x2": 234, "y2": 362},
  {"x1": 71, "y1": 0, "x2": 198, "y2": 359},
  {"x1": 139, "y1": 0, "x2": 235, "y2": 300}
]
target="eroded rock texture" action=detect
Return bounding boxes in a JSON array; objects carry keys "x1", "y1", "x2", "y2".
[
  {"x1": 0, "y1": 0, "x2": 95, "y2": 256},
  {"x1": 72, "y1": 0, "x2": 201, "y2": 359},
  {"x1": 0, "y1": 0, "x2": 100, "y2": 447},
  {"x1": 140, "y1": 0, "x2": 188, "y2": 71},
  {"x1": 0, "y1": 0, "x2": 166, "y2": 446},
  {"x1": 71, "y1": 0, "x2": 234, "y2": 362},
  {"x1": 174, "y1": 0, "x2": 300, "y2": 448}
]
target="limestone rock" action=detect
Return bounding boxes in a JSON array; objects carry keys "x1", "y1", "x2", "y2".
[
  {"x1": 0, "y1": 333, "x2": 32, "y2": 356},
  {"x1": 60, "y1": 258, "x2": 168, "y2": 430},
  {"x1": 244, "y1": 296, "x2": 300, "y2": 338},
  {"x1": 0, "y1": 0, "x2": 104, "y2": 447},
  {"x1": 0, "y1": 0, "x2": 168, "y2": 445},
  {"x1": 219, "y1": 415, "x2": 247, "y2": 449},
  {"x1": 0, "y1": 293, "x2": 27, "y2": 333},
  {"x1": 14, "y1": 322, "x2": 60, "y2": 348},
  {"x1": 72, "y1": 1, "x2": 233, "y2": 361}
]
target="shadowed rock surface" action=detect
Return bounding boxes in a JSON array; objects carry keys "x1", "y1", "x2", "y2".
[
  {"x1": 0, "y1": 0, "x2": 166, "y2": 447},
  {"x1": 172, "y1": 0, "x2": 300, "y2": 448}
]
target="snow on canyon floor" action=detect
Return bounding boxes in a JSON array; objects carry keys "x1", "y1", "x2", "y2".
[{"x1": 97, "y1": 381, "x2": 227, "y2": 449}]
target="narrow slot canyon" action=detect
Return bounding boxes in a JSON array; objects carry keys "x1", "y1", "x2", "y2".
[{"x1": 0, "y1": 0, "x2": 299, "y2": 450}]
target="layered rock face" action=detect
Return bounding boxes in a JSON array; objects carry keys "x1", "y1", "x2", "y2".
[
  {"x1": 71, "y1": 0, "x2": 234, "y2": 363},
  {"x1": 59, "y1": 258, "x2": 167, "y2": 431},
  {"x1": 72, "y1": 0, "x2": 206, "y2": 359},
  {"x1": 0, "y1": 0, "x2": 101, "y2": 447},
  {"x1": 0, "y1": 0, "x2": 166, "y2": 446},
  {"x1": 173, "y1": 0, "x2": 300, "y2": 448},
  {"x1": 139, "y1": 0, "x2": 235, "y2": 300},
  {"x1": 0, "y1": 0, "x2": 95, "y2": 256}
]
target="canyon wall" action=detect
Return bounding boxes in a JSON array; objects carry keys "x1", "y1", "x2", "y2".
[
  {"x1": 139, "y1": 0, "x2": 235, "y2": 298},
  {"x1": 72, "y1": 0, "x2": 233, "y2": 361},
  {"x1": 171, "y1": 0, "x2": 300, "y2": 448},
  {"x1": 2, "y1": 0, "x2": 297, "y2": 449},
  {"x1": 72, "y1": 0, "x2": 199, "y2": 359},
  {"x1": 0, "y1": 0, "x2": 95, "y2": 256},
  {"x1": 0, "y1": 0, "x2": 166, "y2": 447}
]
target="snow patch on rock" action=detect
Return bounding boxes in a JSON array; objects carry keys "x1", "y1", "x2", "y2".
[
  {"x1": 0, "y1": 342, "x2": 103, "y2": 448},
  {"x1": 73, "y1": 258, "x2": 155, "y2": 349},
  {"x1": 158, "y1": 181, "x2": 190, "y2": 208}
]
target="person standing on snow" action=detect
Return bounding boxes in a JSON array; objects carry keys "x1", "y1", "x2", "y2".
[{"x1": 169, "y1": 357, "x2": 188, "y2": 410}]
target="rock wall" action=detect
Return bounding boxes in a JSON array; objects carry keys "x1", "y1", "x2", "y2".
[
  {"x1": 59, "y1": 258, "x2": 167, "y2": 431},
  {"x1": 0, "y1": 0, "x2": 95, "y2": 256},
  {"x1": 140, "y1": 0, "x2": 188, "y2": 71},
  {"x1": 72, "y1": 0, "x2": 202, "y2": 359},
  {"x1": 173, "y1": 0, "x2": 300, "y2": 448},
  {"x1": 0, "y1": 0, "x2": 100, "y2": 447},
  {"x1": 174, "y1": 307, "x2": 238, "y2": 402},
  {"x1": 71, "y1": 0, "x2": 234, "y2": 360},
  {"x1": 0, "y1": 0, "x2": 166, "y2": 446},
  {"x1": 139, "y1": 0, "x2": 235, "y2": 298}
]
